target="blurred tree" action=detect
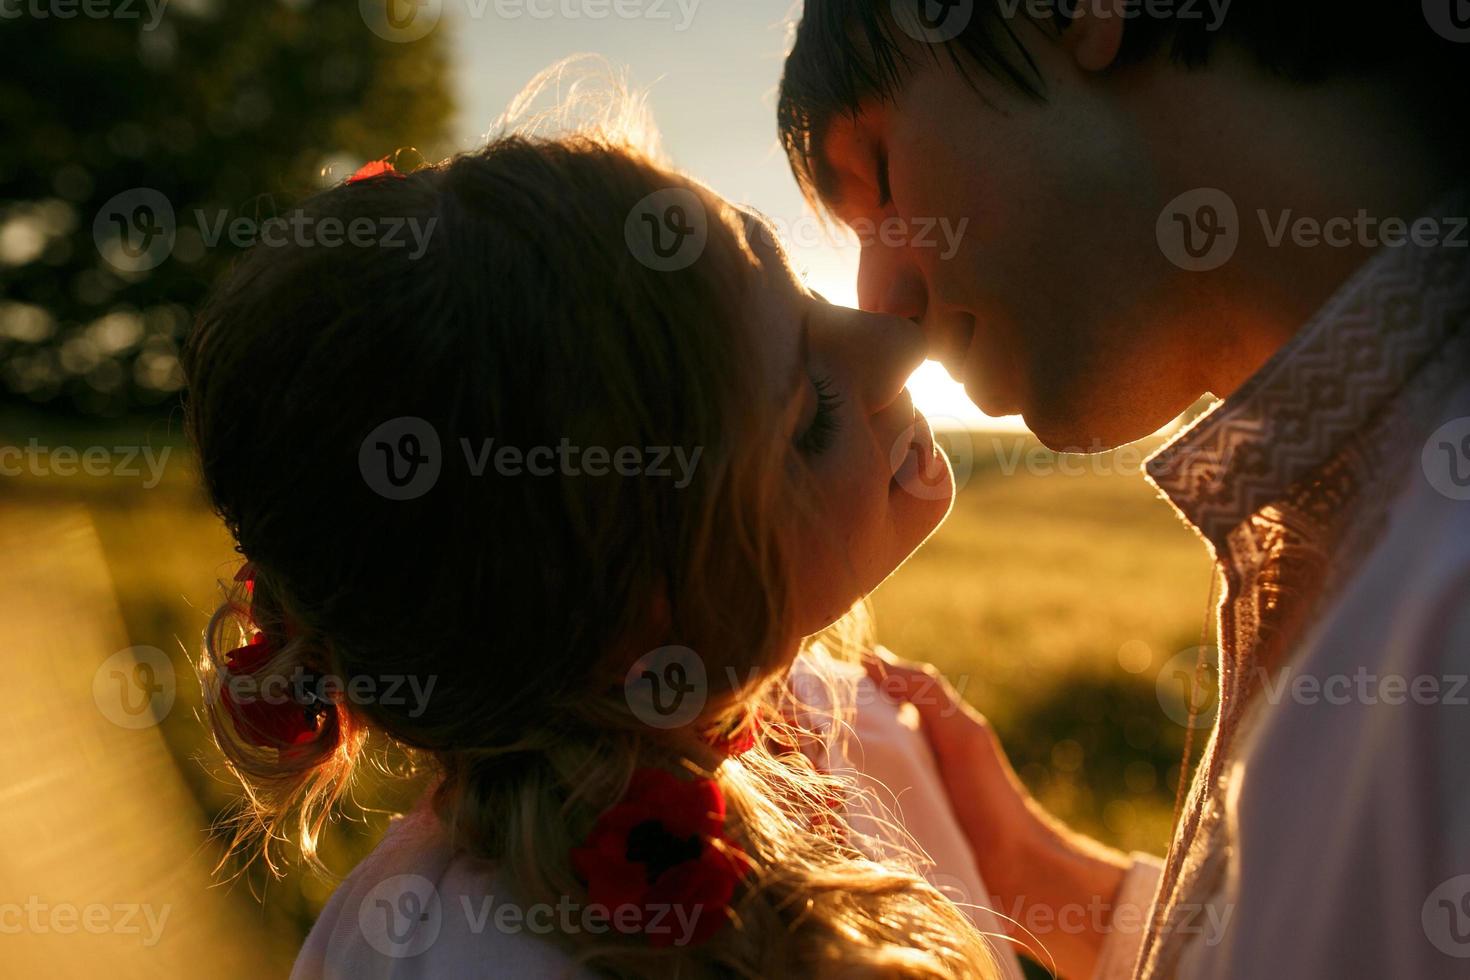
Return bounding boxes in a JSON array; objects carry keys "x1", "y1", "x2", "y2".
[{"x1": 0, "y1": 0, "x2": 454, "y2": 417}]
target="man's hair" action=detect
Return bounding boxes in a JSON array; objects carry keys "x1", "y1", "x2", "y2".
[{"x1": 779, "y1": 0, "x2": 1461, "y2": 205}]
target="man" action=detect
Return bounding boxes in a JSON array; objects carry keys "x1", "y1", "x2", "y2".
[{"x1": 779, "y1": 2, "x2": 1470, "y2": 978}]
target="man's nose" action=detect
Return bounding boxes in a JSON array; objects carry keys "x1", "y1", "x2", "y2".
[{"x1": 856, "y1": 245, "x2": 928, "y2": 322}]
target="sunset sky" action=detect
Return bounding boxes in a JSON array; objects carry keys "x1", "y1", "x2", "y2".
[{"x1": 443, "y1": 0, "x2": 1021, "y2": 431}]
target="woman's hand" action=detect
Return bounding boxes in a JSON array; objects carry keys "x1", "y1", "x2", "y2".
[
  {"x1": 863, "y1": 648, "x2": 1133, "y2": 980},
  {"x1": 861, "y1": 648, "x2": 1039, "y2": 891}
]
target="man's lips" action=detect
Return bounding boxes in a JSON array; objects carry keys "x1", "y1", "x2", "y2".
[
  {"x1": 931, "y1": 314, "x2": 978, "y2": 381},
  {"x1": 929, "y1": 313, "x2": 1021, "y2": 417}
]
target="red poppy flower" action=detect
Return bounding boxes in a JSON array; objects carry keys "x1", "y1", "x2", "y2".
[
  {"x1": 220, "y1": 632, "x2": 325, "y2": 750},
  {"x1": 346, "y1": 158, "x2": 403, "y2": 185},
  {"x1": 705, "y1": 710, "x2": 761, "y2": 757},
  {"x1": 571, "y1": 769, "x2": 749, "y2": 947}
]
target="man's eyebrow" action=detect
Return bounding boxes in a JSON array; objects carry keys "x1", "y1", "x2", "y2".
[{"x1": 811, "y1": 153, "x2": 844, "y2": 208}]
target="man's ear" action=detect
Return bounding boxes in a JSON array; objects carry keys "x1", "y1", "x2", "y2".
[{"x1": 1062, "y1": 0, "x2": 1128, "y2": 72}]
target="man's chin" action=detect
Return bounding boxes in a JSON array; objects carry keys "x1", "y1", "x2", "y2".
[
  {"x1": 1025, "y1": 410, "x2": 1162, "y2": 454},
  {"x1": 963, "y1": 378, "x2": 1024, "y2": 422}
]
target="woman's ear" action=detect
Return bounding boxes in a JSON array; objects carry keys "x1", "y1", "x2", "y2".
[{"x1": 1063, "y1": 0, "x2": 1128, "y2": 73}]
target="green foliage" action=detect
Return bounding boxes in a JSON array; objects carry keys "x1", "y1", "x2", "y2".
[{"x1": 0, "y1": 0, "x2": 454, "y2": 416}]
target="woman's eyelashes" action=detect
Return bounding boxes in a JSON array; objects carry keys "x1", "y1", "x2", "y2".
[{"x1": 795, "y1": 374, "x2": 844, "y2": 456}]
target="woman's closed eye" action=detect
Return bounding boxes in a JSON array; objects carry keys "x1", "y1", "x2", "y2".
[{"x1": 795, "y1": 374, "x2": 843, "y2": 456}]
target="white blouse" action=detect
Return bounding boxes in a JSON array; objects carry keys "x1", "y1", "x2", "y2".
[{"x1": 290, "y1": 652, "x2": 1037, "y2": 979}]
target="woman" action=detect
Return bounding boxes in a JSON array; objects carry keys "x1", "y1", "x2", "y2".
[{"x1": 184, "y1": 78, "x2": 1008, "y2": 979}]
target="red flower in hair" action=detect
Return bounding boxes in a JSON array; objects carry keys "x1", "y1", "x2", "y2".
[
  {"x1": 704, "y1": 710, "x2": 761, "y2": 757},
  {"x1": 571, "y1": 769, "x2": 748, "y2": 947},
  {"x1": 346, "y1": 157, "x2": 403, "y2": 185},
  {"x1": 220, "y1": 632, "x2": 328, "y2": 751}
]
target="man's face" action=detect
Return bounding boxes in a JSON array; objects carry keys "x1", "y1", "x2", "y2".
[{"x1": 817, "y1": 31, "x2": 1216, "y2": 451}]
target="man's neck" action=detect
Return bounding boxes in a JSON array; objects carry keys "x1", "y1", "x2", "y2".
[{"x1": 1144, "y1": 50, "x2": 1465, "y2": 400}]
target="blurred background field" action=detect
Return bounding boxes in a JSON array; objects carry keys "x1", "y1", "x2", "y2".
[
  {"x1": 0, "y1": 407, "x2": 1217, "y2": 971},
  {"x1": 2, "y1": 2, "x2": 1218, "y2": 974}
]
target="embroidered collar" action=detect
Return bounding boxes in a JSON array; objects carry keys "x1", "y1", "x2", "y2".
[{"x1": 1145, "y1": 188, "x2": 1470, "y2": 551}]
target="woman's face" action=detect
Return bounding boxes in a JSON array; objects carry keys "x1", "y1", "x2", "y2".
[{"x1": 736, "y1": 209, "x2": 954, "y2": 635}]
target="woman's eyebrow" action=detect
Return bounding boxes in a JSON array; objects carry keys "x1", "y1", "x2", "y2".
[{"x1": 788, "y1": 306, "x2": 812, "y2": 399}]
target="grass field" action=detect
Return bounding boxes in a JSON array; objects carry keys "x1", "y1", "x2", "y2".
[{"x1": 2, "y1": 410, "x2": 1218, "y2": 947}]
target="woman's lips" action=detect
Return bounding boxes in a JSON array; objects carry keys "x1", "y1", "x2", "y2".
[{"x1": 889, "y1": 405, "x2": 942, "y2": 495}]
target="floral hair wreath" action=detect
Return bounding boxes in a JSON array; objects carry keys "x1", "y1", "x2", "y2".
[
  {"x1": 217, "y1": 562, "x2": 337, "y2": 753},
  {"x1": 343, "y1": 147, "x2": 426, "y2": 185}
]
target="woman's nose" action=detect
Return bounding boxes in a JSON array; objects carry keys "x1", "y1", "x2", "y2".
[{"x1": 823, "y1": 306, "x2": 927, "y2": 416}]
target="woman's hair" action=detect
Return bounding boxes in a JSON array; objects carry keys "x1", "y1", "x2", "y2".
[{"x1": 184, "y1": 71, "x2": 997, "y2": 979}]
